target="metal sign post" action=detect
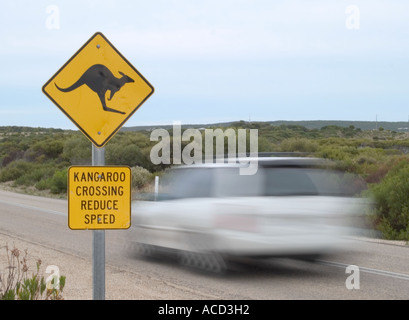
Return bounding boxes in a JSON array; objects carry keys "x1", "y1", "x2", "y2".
[{"x1": 92, "y1": 145, "x2": 105, "y2": 300}]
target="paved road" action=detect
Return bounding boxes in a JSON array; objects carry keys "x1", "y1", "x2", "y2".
[{"x1": 0, "y1": 189, "x2": 408, "y2": 300}]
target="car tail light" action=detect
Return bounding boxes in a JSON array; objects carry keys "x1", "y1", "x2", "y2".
[{"x1": 213, "y1": 214, "x2": 259, "y2": 233}]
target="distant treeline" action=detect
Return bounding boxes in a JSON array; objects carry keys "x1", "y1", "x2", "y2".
[
  {"x1": 1, "y1": 119, "x2": 409, "y2": 134},
  {"x1": 122, "y1": 120, "x2": 409, "y2": 132}
]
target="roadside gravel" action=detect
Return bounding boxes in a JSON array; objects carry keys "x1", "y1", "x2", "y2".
[{"x1": 0, "y1": 232, "x2": 207, "y2": 300}]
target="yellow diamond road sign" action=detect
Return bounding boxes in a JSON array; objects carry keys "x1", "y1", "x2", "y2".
[
  {"x1": 68, "y1": 166, "x2": 131, "y2": 230},
  {"x1": 42, "y1": 32, "x2": 154, "y2": 147}
]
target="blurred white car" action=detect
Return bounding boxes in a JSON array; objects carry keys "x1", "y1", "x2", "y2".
[{"x1": 128, "y1": 157, "x2": 368, "y2": 272}]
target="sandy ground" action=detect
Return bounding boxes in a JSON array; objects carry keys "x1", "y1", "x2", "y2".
[{"x1": 0, "y1": 232, "x2": 206, "y2": 300}]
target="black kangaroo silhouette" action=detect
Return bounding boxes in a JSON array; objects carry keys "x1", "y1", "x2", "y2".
[{"x1": 54, "y1": 64, "x2": 134, "y2": 115}]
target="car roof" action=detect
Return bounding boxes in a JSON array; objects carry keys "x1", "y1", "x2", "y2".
[{"x1": 172, "y1": 157, "x2": 332, "y2": 170}]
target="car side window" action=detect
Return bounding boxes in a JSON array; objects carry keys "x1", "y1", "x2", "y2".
[
  {"x1": 160, "y1": 168, "x2": 213, "y2": 199},
  {"x1": 264, "y1": 167, "x2": 350, "y2": 196},
  {"x1": 264, "y1": 167, "x2": 319, "y2": 196},
  {"x1": 213, "y1": 167, "x2": 263, "y2": 197}
]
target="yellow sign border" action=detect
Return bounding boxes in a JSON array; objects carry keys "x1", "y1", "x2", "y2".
[
  {"x1": 68, "y1": 165, "x2": 132, "y2": 230},
  {"x1": 42, "y1": 32, "x2": 154, "y2": 148}
]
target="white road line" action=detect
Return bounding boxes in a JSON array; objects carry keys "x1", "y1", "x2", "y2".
[
  {"x1": 0, "y1": 199, "x2": 66, "y2": 216},
  {"x1": 318, "y1": 260, "x2": 409, "y2": 281}
]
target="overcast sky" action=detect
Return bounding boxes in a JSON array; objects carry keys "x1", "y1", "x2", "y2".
[{"x1": 1, "y1": 0, "x2": 408, "y2": 129}]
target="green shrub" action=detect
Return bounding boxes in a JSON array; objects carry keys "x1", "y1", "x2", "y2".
[
  {"x1": 15, "y1": 165, "x2": 55, "y2": 186},
  {"x1": 131, "y1": 166, "x2": 154, "y2": 189},
  {"x1": 106, "y1": 143, "x2": 151, "y2": 169},
  {"x1": 62, "y1": 135, "x2": 91, "y2": 165},
  {"x1": 25, "y1": 140, "x2": 64, "y2": 162},
  {"x1": 35, "y1": 168, "x2": 68, "y2": 194},
  {"x1": 49, "y1": 168, "x2": 68, "y2": 194},
  {"x1": 367, "y1": 159, "x2": 409, "y2": 240},
  {"x1": 35, "y1": 179, "x2": 50, "y2": 191},
  {"x1": 0, "y1": 160, "x2": 34, "y2": 182},
  {"x1": 279, "y1": 138, "x2": 318, "y2": 153}
]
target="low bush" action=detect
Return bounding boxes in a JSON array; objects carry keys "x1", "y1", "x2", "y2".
[
  {"x1": 0, "y1": 160, "x2": 34, "y2": 182},
  {"x1": 366, "y1": 159, "x2": 409, "y2": 240},
  {"x1": 15, "y1": 165, "x2": 56, "y2": 187},
  {"x1": 279, "y1": 138, "x2": 318, "y2": 153},
  {"x1": 0, "y1": 244, "x2": 65, "y2": 300},
  {"x1": 131, "y1": 166, "x2": 154, "y2": 190},
  {"x1": 34, "y1": 168, "x2": 68, "y2": 194}
]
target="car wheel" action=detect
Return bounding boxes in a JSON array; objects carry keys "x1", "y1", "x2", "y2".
[
  {"x1": 179, "y1": 250, "x2": 227, "y2": 273},
  {"x1": 136, "y1": 242, "x2": 158, "y2": 258},
  {"x1": 178, "y1": 231, "x2": 227, "y2": 273},
  {"x1": 127, "y1": 227, "x2": 158, "y2": 259}
]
